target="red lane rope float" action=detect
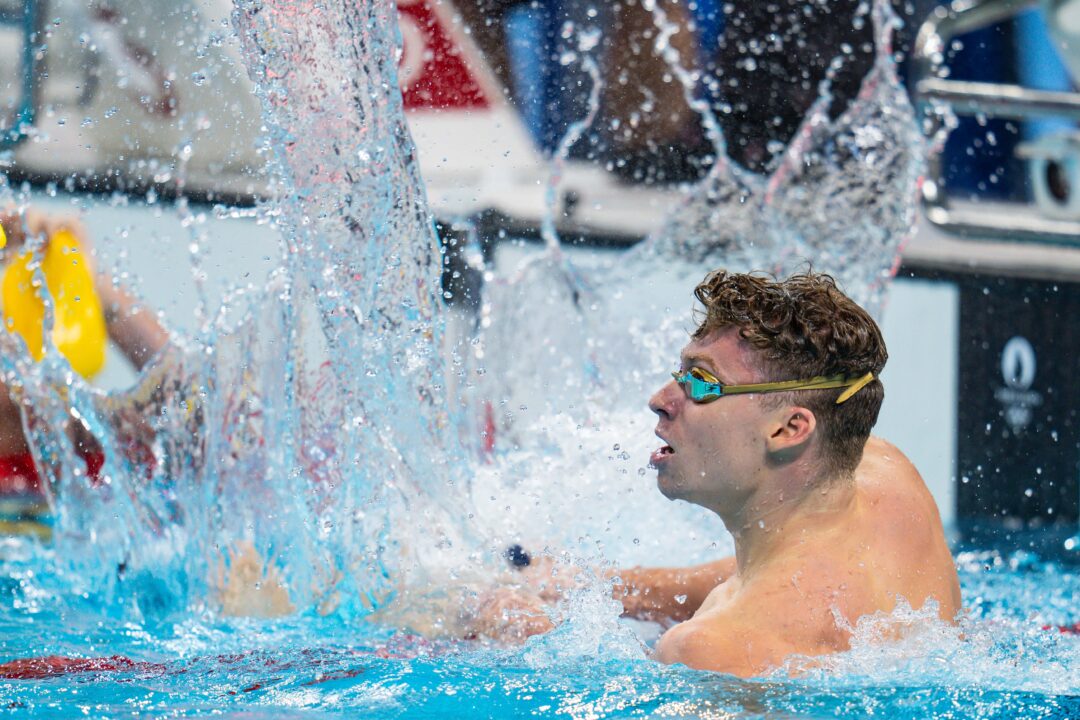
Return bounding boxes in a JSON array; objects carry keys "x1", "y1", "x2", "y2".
[
  {"x1": 0, "y1": 635, "x2": 445, "y2": 684},
  {"x1": 0, "y1": 655, "x2": 165, "y2": 680},
  {"x1": 0, "y1": 453, "x2": 41, "y2": 496},
  {"x1": 1043, "y1": 622, "x2": 1080, "y2": 635}
]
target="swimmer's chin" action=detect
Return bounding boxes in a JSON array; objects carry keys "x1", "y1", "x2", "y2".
[{"x1": 655, "y1": 469, "x2": 686, "y2": 501}]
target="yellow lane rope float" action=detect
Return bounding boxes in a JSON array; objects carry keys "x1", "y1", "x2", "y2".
[{"x1": 1, "y1": 228, "x2": 107, "y2": 378}]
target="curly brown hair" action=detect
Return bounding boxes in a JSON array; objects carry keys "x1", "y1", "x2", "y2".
[{"x1": 692, "y1": 270, "x2": 888, "y2": 478}]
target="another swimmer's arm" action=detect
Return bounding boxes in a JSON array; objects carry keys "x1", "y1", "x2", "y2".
[
  {"x1": 611, "y1": 557, "x2": 735, "y2": 623},
  {"x1": 97, "y1": 280, "x2": 169, "y2": 371},
  {"x1": 2, "y1": 208, "x2": 168, "y2": 370}
]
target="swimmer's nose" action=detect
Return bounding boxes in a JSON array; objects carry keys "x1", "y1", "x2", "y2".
[{"x1": 648, "y1": 378, "x2": 680, "y2": 420}]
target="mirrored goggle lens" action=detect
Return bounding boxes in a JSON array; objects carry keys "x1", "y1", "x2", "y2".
[
  {"x1": 673, "y1": 369, "x2": 722, "y2": 401},
  {"x1": 688, "y1": 375, "x2": 721, "y2": 401}
]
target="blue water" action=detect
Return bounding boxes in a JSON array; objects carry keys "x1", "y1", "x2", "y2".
[{"x1": 0, "y1": 541, "x2": 1077, "y2": 718}]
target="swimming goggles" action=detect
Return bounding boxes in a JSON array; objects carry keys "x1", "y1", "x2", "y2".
[{"x1": 671, "y1": 367, "x2": 875, "y2": 405}]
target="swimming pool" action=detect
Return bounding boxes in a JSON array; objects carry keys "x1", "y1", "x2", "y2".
[
  {"x1": 0, "y1": 537, "x2": 1077, "y2": 718},
  {"x1": 1, "y1": 0, "x2": 1079, "y2": 716}
]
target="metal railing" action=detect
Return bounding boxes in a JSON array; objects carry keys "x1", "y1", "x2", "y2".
[{"x1": 913, "y1": 0, "x2": 1080, "y2": 242}]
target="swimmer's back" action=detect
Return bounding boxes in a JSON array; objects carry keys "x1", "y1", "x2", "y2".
[{"x1": 851, "y1": 437, "x2": 961, "y2": 622}]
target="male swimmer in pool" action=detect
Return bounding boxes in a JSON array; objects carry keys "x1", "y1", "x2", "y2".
[
  {"x1": 0, "y1": 270, "x2": 966, "y2": 677},
  {"x1": 469, "y1": 270, "x2": 961, "y2": 677}
]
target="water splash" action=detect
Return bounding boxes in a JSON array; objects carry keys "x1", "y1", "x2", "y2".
[
  {"x1": 4, "y1": 0, "x2": 924, "y2": 627},
  {"x1": 765, "y1": 0, "x2": 924, "y2": 316},
  {"x1": 2, "y1": 0, "x2": 476, "y2": 618},
  {"x1": 639, "y1": 0, "x2": 923, "y2": 317},
  {"x1": 468, "y1": 19, "x2": 606, "y2": 429},
  {"x1": 228, "y1": 0, "x2": 472, "y2": 608},
  {"x1": 1, "y1": 2, "x2": 1079, "y2": 714},
  {"x1": 780, "y1": 598, "x2": 1080, "y2": 698},
  {"x1": 541, "y1": 24, "x2": 604, "y2": 253}
]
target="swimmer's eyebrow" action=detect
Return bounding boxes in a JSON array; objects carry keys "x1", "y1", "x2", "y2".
[{"x1": 679, "y1": 353, "x2": 729, "y2": 382}]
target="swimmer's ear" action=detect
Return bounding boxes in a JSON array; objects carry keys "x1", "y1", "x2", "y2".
[{"x1": 765, "y1": 406, "x2": 816, "y2": 453}]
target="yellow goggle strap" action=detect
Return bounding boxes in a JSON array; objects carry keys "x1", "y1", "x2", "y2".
[{"x1": 719, "y1": 371, "x2": 876, "y2": 405}]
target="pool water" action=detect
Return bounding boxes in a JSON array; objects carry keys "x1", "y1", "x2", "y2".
[{"x1": 0, "y1": 539, "x2": 1077, "y2": 718}]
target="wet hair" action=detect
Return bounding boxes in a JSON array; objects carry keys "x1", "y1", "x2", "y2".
[{"x1": 692, "y1": 270, "x2": 888, "y2": 478}]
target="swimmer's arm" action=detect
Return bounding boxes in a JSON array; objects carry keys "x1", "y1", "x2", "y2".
[
  {"x1": 96, "y1": 280, "x2": 169, "y2": 371},
  {"x1": 611, "y1": 557, "x2": 735, "y2": 623},
  {"x1": 2, "y1": 208, "x2": 168, "y2": 370}
]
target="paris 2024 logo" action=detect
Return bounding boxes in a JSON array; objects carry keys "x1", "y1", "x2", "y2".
[{"x1": 994, "y1": 336, "x2": 1043, "y2": 434}]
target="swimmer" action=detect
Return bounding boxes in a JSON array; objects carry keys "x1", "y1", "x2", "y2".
[
  {"x1": 0, "y1": 208, "x2": 169, "y2": 528},
  {"x1": 471, "y1": 270, "x2": 962, "y2": 676}
]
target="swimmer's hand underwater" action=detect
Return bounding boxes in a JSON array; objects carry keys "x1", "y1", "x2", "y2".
[
  {"x1": 216, "y1": 541, "x2": 295, "y2": 618},
  {"x1": 463, "y1": 587, "x2": 555, "y2": 643}
]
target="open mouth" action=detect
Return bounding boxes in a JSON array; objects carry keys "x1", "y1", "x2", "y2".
[{"x1": 649, "y1": 444, "x2": 675, "y2": 467}]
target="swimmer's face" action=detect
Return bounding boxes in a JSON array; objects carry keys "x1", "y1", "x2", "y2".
[{"x1": 647, "y1": 328, "x2": 772, "y2": 512}]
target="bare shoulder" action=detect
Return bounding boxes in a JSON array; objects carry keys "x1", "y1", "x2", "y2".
[
  {"x1": 858, "y1": 437, "x2": 936, "y2": 511},
  {"x1": 654, "y1": 616, "x2": 765, "y2": 676},
  {"x1": 860, "y1": 437, "x2": 920, "y2": 478},
  {"x1": 855, "y1": 438, "x2": 942, "y2": 535},
  {"x1": 653, "y1": 586, "x2": 812, "y2": 677}
]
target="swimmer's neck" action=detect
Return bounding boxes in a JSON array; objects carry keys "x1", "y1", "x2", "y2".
[{"x1": 725, "y1": 467, "x2": 857, "y2": 580}]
